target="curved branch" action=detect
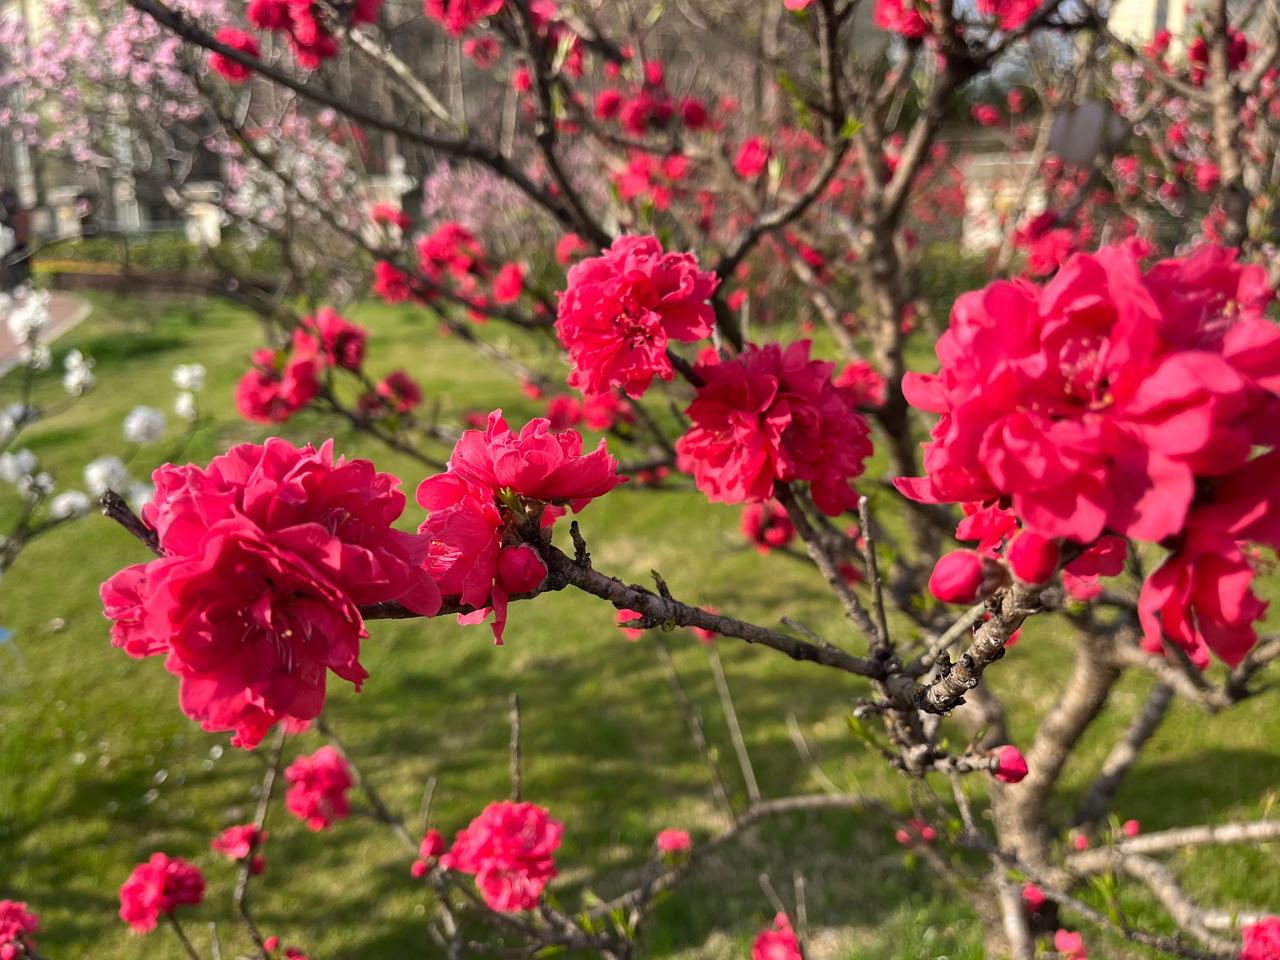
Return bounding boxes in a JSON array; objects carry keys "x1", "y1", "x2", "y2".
[
  {"x1": 1074, "y1": 681, "x2": 1174, "y2": 828},
  {"x1": 1068, "y1": 819, "x2": 1280, "y2": 874}
]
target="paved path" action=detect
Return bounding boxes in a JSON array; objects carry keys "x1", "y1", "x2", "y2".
[{"x1": 0, "y1": 292, "x2": 91, "y2": 378}]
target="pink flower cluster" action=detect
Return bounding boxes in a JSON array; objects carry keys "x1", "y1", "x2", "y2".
[
  {"x1": 899, "y1": 243, "x2": 1280, "y2": 668},
  {"x1": 656, "y1": 829, "x2": 692, "y2": 853},
  {"x1": 411, "y1": 828, "x2": 446, "y2": 877},
  {"x1": 874, "y1": 0, "x2": 930, "y2": 37},
  {"x1": 1188, "y1": 30, "x2": 1249, "y2": 86},
  {"x1": 594, "y1": 60, "x2": 708, "y2": 137},
  {"x1": 677, "y1": 340, "x2": 873, "y2": 515},
  {"x1": 425, "y1": 0, "x2": 504, "y2": 36},
  {"x1": 0, "y1": 901, "x2": 38, "y2": 959},
  {"x1": 873, "y1": 0, "x2": 1035, "y2": 37},
  {"x1": 101, "y1": 439, "x2": 440, "y2": 747},
  {"x1": 417, "y1": 410, "x2": 622, "y2": 642},
  {"x1": 235, "y1": 308, "x2": 422, "y2": 426},
  {"x1": 975, "y1": 0, "x2": 1039, "y2": 30},
  {"x1": 372, "y1": 221, "x2": 532, "y2": 320},
  {"x1": 751, "y1": 913, "x2": 802, "y2": 960},
  {"x1": 894, "y1": 818, "x2": 937, "y2": 846},
  {"x1": 284, "y1": 746, "x2": 353, "y2": 830},
  {"x1": 211, "y1": 824, "x2": 267, "y2": 873},
  {"x1": 305, "y1": 306, "x2": 367, "y2": 372},
  {"x1": 209, "y1": 27, "x2": 260, "y2": 83},
  {"x1": 741, "y1": 500, "x2": 795, "y2": 554},
  {"x1": 246, "y1": 0, "x2": 379, "y2": 67},
  {"x1": 118, "y1": 853, "x2": 205, "y2": 933},
  {"x1": 1055, "y1": 929, "x2": 1088, "y2": 959},
  {"x1": 440, "y1": 800, "x2": 563, "y2": 912},
  {"x1": 1242, "y1": 916, "x2": 1280, "y2": 960},
  {"x1": 556, "y1": 235, "x2": 718, "y2": 399},
  {"x1": 236, "y1": 333, "x2": 322, "y2": 424}
]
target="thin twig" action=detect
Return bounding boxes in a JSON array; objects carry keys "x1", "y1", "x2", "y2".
[
  {"x1": 509, "y1": 693, "x2": 522, "y2": 803},
  {"x1": 706, "y1": 644, "x2": 761, "y2": 804},
  {"x1": 233, "y1": 725, "x2": 285, "y2": 955},
  {"x1": 857, "y1": 496, "x2": 891, "y2": 658},
  {"x1": 654, "y1": 634, "x2": 736, "y2": 823},
  {"x1": 165, "y1": 914, "x2": 202, "y2": 960}
]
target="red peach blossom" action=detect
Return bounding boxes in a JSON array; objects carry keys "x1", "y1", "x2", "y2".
[
  {"x1": 0, "y1": 901, "x2": 38, "y2": 958},
  {"x1": 493, "y1": 262, "x2": 525, "y2": 304},
  {"x1": 304, "y1": 307, "x2": 366, "y2": 372},
  {"x1": 1054, "y1": 929, "x2": 1087, "y2": 959},
  {"x1": 210, "y1": 28, "x2": 260, "y2": 83},
  {"x1": 677, "y1": 341, "x2": 872, "y2": 515},
  {"x1": 376, "y1": 370, "x2": 424, "y2": 414},
  {"x1": 369, "y1": 202, "x2": 410, "y2": 231},
  {"x1": 741, "y1": 500, "x2": 795, "y2": 553},
  {"x1": 235, "y1": 347, "x2": 321, "y2": 424},
  {"x1": 616, "y1": 608, "x2": 645, "y2": 641},
  {"x1": 734, "y1": 137, "x2": 770, "y2": 179},
  {"x1": 211, "y1": 824, "x2": 265, "y2": 862},
  {"x1": 425, "y1": 0, "x2": 504, "y2": 36},
  {"x1": 1242, "y1": 916, "x2": 1280, "y2": 960},
  {"x1": 556, "y1": 235, "x2": 717, "y2": 398},
  {"x1": 752, "y1": 913, "x2": 802, "y2": 960},
  {"x1": 373, "y1": 261, "x2": 411, "y2": 303},
  {"x1": 656, "y1": 829, "x2": 692, "y2": 853},
  {"x1": 929, "y1": 550, "x2": 1000, "y2": 604},
  {"x1": 874, "y1": 0, "x2": 929, "y2": 37},
  {"x1": 284, "y1": 746, "x2": 352, "y2": 831},
  {"x1": 441, "y1": 801, "x2": 563, "y2": 912},
  {"x1": 443, "y1": 409, "x2": 623, "y2": 508},
  {"x1": 555, "y1": 233, "x2": 588, "y2": 265},
  {"x1": 992, "y1": 744, "x2": 1029, "y2": 783},
  {"x1": 118, "y1": 854, "x2": 205, "y2": 933},
  {"x1": 1006, "y1": 532, "x2": 1060, "y2": 584}
]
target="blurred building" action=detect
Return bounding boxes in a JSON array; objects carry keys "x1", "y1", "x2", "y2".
[
  {"x1": 1109, "y1": 0, "x2": 1186, "y2": 45},
  {"x1": 1110, "y1": 0, "x2": 1264, "y2": 47}
]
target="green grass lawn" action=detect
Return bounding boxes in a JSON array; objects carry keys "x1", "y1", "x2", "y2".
[{"x1": 1, "y1": 293, "x2": 1278, "y2": 959}]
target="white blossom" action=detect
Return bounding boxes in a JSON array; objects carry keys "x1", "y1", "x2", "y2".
[
  {"x1": 0, "y1": 448, "x2": 37, "y2": 484},
  {"x1": 123, "y1": 406, "x2": 166, "y2": 445},
  {"x1": 0, "y1": 226, "x2": 14, "y2": 259},
  {"x1": 17, "y1": 471, "x2": 55, "y2": 499},
  {"x1": 174, "y1": 391, "x2": 197, "y2": 421},
  {"x1": 49, "y1": 490, "x2": 91, "y2": 519},
  {"x1": 5, "y1": 290, "x2": 50, "y2": 344},
  {"x1": 63, "y1": 349, "x2": 95, "y2": 396},
  {"x1": 22, "y1": 343, "x2": 51, "y2": 371},
  {"x1": 84, "y1": 456, "x2": 130, "y2": 497},
  {"x1": 128, "y1": 482, "x2": 155, "y2": 513},
  {"x1": 171, "y1": 363, "x2": 206, "y2": 391}
]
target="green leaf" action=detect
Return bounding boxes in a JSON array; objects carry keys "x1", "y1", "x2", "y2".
[{"x1": 839, "y1": 116, "x2": 864, "y2": 140}]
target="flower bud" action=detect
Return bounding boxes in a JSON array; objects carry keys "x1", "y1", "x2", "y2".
[
  {"x1": 1006, "y1": 532, "x2": 1060, "y2": 585},
  {"x1": 992, "y1": 744, "x2": 1029, "y2": 783},
  {"x1": 656, "y1": 829, "x2": 692, "y2": 853},
  {"x1": 929, "y1": 550, "x2": 1002, "y2": 603},
  {"x1": 419, "y1": 828, "x2": 445, "y2": 860},
  {"x1": 497, "y1": 544, "x2": 547, "y2": 595},
  {"x1": 1122, "y1": 819, "x2": 1140, "y2": 838}
]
